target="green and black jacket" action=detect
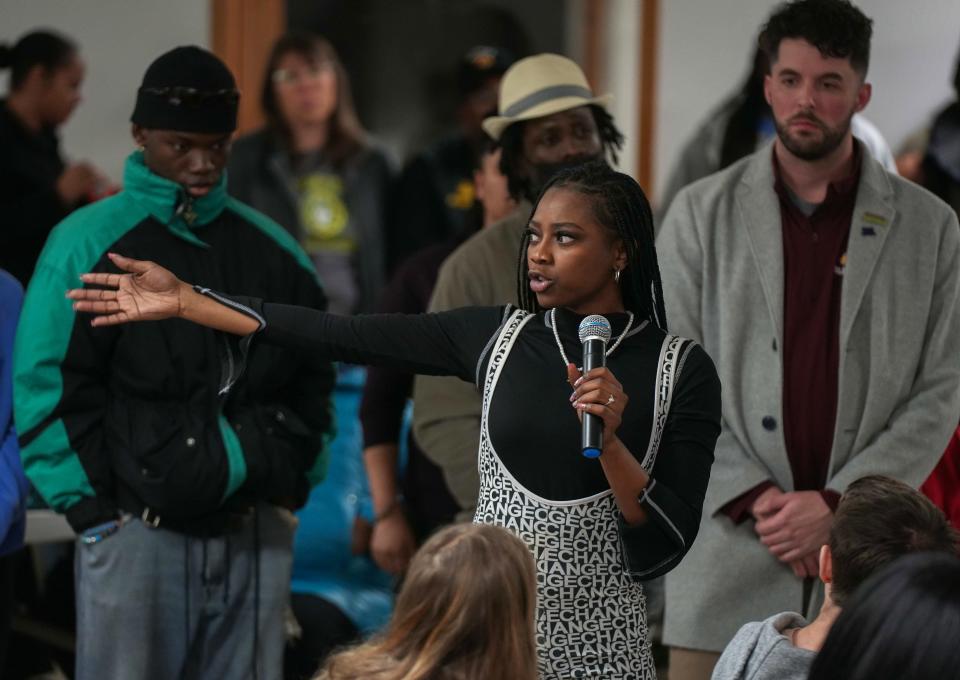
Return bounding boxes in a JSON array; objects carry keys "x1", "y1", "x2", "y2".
[{"x1": 13, "y1": 152, "x2": 335, "y2": 532}]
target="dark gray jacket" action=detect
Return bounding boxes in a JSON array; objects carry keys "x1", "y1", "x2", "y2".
[{"x1": 227, "y1": 129, "x2": 393, "y2": 313}]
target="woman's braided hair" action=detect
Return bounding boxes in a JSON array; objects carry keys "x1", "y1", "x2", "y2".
[{"x1": 516, "y1": 160, "x2": 668, "y2": 331}]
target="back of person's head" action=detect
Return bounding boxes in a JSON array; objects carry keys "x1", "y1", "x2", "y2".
[
  {"x1": 828, "y1": 475, "x2": 958, "y2": 606},
  {"x1": 317, "y1": 523, "x2": 538, "y2": 680},
  {"x1": 808, "y1": 552, "x2": 960, "y2": 680},
  {"x1": 260, "y1": 31, "x2": 366, "y2": 163},
  {"x1": 0, "y1": 29, "x2": 76, "y2": 91},
  {"x1": 758, "y1": 0, "x2": 873, "y2": 78},
  {"x1": 518, "y1": 160, "x2": 667, "y2": 331}
]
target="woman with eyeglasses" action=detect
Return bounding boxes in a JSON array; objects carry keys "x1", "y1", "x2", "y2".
[
  {"x1": 0, "y1": 29, "x2": 108, "y2": 286},
  {"x1": 228, "y1": 32, "x2": 396, "y2": 678},
  {"x1": 229, "y1": 32, "x2": 391, "y2": 318}
]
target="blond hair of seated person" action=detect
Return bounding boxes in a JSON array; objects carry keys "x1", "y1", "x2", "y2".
[{"x1": 314, "y1": 523, "x2": 537, "y2": 680}]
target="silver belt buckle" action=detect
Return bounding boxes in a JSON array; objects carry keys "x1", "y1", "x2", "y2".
[{"x1": 141, "y1": 507, "x2": 161, "y2": 529}]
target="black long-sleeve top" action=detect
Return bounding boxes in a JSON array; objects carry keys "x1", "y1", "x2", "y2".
[
  {"x1": 0, "y1": 101, "x2": 77, "y2": 286},
  {"x1": 234, "y1": 299, "x2": 721, "y2": 578}
]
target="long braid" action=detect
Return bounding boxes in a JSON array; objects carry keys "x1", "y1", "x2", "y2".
[
  {"x1": 611, "y1": 177, "x2": 668, "y2": 330},
  {"x1": 515, "y1": 160, "x2": 668, "y2": 331},
  {"x1": 515, "y1": 223, "x2": 536, "y2": 312}
]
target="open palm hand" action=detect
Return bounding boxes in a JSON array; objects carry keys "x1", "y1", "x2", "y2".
[{"x1": 67, "y1": 253, "x2": 184, "y2": 326}]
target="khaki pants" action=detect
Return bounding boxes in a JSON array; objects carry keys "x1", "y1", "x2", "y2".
[{"x1": 667, "y1": 647, "x2": 721, "y2": 680}]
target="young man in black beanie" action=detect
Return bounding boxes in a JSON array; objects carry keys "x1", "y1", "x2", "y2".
[{"x1": 14, "y1": 46, "x2": 334, "y2": 680}]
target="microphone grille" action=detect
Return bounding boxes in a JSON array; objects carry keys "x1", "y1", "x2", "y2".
[{"x1": 578, "y1": 315, "x2": 612, "y2": 344}]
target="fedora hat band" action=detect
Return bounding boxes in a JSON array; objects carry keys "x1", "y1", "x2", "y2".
[{"x1": 501, "y1": 83, "x2": 595, "y2": 117}]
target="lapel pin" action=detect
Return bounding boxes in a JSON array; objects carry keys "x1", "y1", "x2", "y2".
[
  {"x1": 835, "y1": 252, "x2": 847, "y2": 276},
  {"x1": 862, "y1": 212, "x2": 887, "y2": 226}
]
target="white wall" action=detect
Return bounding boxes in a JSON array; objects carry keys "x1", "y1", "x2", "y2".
[
  {"x1": 655, "y1": 0, "x2": 960, "y2": 206},
  {"x1": 5, "y1": 0, "x2": 956, "y2": 196},
  {"x1": 597, "y1": 0, "x2": 641, "y2": 176},
  {"x1": 1, "y1": 0, "x2": 209, "y2": 182},
  {"x1": 564, "y1": 0, "x2": 642, "y2": 177},
  {"x1": 602, "y1": 0, "x2": 641, "y2": 177}
]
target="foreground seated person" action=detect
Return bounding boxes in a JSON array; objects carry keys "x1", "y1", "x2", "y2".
[
  {"x1": 66, "y1": 162, "x2": 722, "y2": 678},
  {"x1": 711, "y1": 475, "x2": 958, "y2": 680},
  {"x1": 808, "y1": 551, "x2": 960, "y2": 680},
  {"x1": 315, "y1": 522, "x2": 537, "y2": 680}
]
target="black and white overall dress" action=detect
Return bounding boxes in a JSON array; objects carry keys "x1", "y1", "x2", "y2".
[{"x1": 474, "y1": 308, "x2": 694, "y2": 679}]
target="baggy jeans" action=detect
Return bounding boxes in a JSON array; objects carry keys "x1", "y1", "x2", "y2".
[{"x1": 74, "y1": 503, "x2": 297, "y2": 680}]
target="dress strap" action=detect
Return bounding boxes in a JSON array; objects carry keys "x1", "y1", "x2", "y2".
[
  {"x1": 474, "y1": 304, "x2": 517, "y2": 388},
  {"x1": 639, "y1": 335, "x2": 694, "y2": 472},
  {"x1": 480, "y1": 308, "x2": 533, "y2": 423}
]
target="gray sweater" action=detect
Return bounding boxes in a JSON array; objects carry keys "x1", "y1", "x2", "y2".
[{"x1": 711, "y1": 612, "x2": 814, "y2": 680}]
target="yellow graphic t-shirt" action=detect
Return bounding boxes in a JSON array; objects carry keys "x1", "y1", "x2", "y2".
[
  {"x1": 299, "y1": 174, "x2": 355, "y2": 254},
  {"x1": 297, "y1": 172, "x2": 359, "y2": 315}
]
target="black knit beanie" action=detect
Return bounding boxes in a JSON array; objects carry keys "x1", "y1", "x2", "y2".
[{"x1": 131, "y1": 46, "x2": 238, "y2": 133}]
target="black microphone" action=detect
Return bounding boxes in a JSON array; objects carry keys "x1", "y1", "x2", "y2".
[{"x1": 578, "y1": 315, "x2": 611, "y2": 458}]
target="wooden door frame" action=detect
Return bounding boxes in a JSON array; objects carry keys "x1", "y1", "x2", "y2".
[
  {"x1": 637, "y1": 0, "x2": 659, "y2": 195},
  {"x1": 211, "y1": 0, "x2": 286, "y2": 135},
  {"x1": 580, "y1": 0, "x2": 659, "y2": 193}
]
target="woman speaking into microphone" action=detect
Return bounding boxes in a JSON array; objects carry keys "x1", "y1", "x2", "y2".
[{"x1": 68, "y1": 161, "x2": 720, "y2": 679}]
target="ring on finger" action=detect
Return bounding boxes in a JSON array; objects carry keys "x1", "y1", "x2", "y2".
[{"x1": 606, "y1": 393, "x2": 616, "y2": 405}]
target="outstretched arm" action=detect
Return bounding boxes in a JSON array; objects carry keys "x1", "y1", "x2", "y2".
[
  {"x1": 69, "y1": 254, "x2": 506, "y2": 382},
  {"x1": 67, "y1": 253, "x2": 260, "y2": 335}
]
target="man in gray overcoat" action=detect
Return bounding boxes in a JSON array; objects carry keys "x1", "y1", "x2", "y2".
[{"x1": 656, "y1": 2, "x2": 960, "y2": 679}]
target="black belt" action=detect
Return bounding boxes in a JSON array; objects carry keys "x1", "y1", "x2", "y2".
[
  {"x1": 135, "y1": 504, "x2": 255, "y2": 536},
  {"x1": 117, "y1": 488, "x2": 256, "y2": 537}
]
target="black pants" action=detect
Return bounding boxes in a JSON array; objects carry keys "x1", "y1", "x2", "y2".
[
  {"x1": 284, "y1": 594, "x2": 359, "y2": 680},
  {"x1": 0, "y1": 550, "x2": 18, "y2": 673}
]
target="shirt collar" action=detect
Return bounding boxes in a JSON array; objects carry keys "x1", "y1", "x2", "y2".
[
  {"x1": 772, "y1": 138, "x2": 863, "y2": 214},
  {"x1": 122, "y1": 151, "x2": 227, "y2": 246}
]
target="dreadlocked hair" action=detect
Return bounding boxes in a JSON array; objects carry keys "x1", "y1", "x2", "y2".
[
  {"x1": 499, "y1": 105, "x2": 625, "y2": 202},
  {"x1": 515, "y1": 160, "x2": 668, "y2": 331}
]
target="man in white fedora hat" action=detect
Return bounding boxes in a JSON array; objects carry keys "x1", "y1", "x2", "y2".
[
  {"x1": 482, "y1": 52, "x2": 619, "y2": 206},
  {"x1": 412, "y1": 53, "x2": 625, "y2": 518}
]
